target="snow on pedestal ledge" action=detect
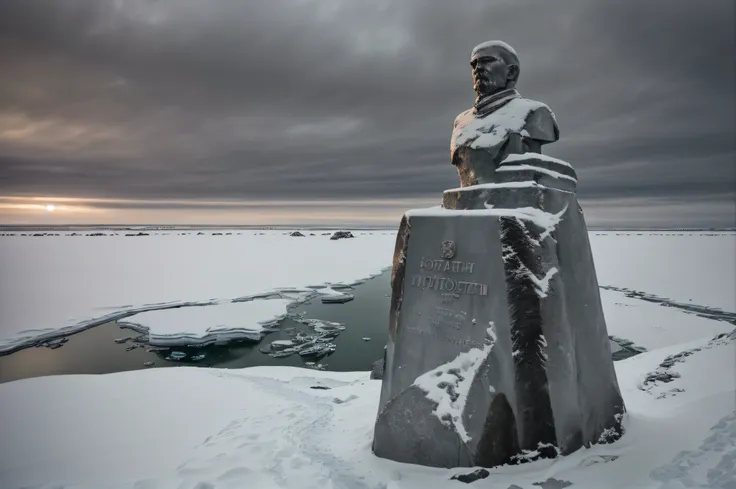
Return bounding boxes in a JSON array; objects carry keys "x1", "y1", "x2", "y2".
[
  {"x1": 406, "y1": 204, "x2": 568, "y2": 243},
  {"x1": 375, "y1": 177, "x2": 624, "y2": 468}
]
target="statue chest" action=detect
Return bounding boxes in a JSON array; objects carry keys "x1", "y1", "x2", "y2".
[{"x1": 450, "y1": 99, "x2": 544, "y2": 187}]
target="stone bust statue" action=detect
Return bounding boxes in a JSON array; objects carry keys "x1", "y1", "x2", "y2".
[{"x1": 451, "y1": 40, "x2": 560, "y2": 187}]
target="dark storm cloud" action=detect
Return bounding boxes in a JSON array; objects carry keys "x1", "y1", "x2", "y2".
[{"x1": 0, "y1": 0, "x2": 734, "y2": 224}]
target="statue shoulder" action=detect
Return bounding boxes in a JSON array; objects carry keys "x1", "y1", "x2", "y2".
[
  {"x1": 520, "y1": 100, "x2": 559, "y2": 143},
  {"x1": 453, "y1": 108, "x2": 475, "y2": 130}
]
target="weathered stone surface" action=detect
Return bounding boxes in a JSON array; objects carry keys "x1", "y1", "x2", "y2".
[
  {"x1": 450, "y1": 468, "x2": 490, "y2": 483},
  {"x1": 370, "y1": 358, "x2": 384, "y2": 380},
  {"x1": 372, "y1": 385, "x2": 474, "y2": 468},
  {"x1": 373, "y1": 39, "x2": 624, "y2": 469},
  {"x1": 370, "y1": 346, "x2": 387, "y2": 380},
  {"x1": 373, "y1": 168, "x2": 624, "y2": 468}
]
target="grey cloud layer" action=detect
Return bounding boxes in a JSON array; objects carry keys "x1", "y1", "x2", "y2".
[{"x1": 0, "y1": 0, "x2": 734, "y2": 224}]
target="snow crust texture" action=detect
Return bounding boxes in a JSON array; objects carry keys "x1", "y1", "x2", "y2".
[
  {"x1": 1, "y1": 327, "x2": 733, "y2": 489},
  {"x1": 0, "y1": 231, "x2": 397, "y2": 353},
  {"x1": 0, "y1": 234, "x2": 734, "y2": 488}
]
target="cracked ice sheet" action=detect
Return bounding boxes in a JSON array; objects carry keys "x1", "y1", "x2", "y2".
[
  {"x1": 0, "y1": 231, "x2": 397, "y2": 352},
  {"x1": 601, "y1": 288, "x2": 733, "y2": 349},
  {"x1": 118, "y1": 299, "x2": 295, "y2": 345},
  {"x1": 590, "y1": 231, "x2": 736, "y2": 312},
  {"x1": 1, "y1": 331, "x2": 734, "y2": 489}
]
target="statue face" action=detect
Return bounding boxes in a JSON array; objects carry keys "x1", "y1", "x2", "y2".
[{"x1": 471, "y1": 55, "x2": 514, "y2": 98}]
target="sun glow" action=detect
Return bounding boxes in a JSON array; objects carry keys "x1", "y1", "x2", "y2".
[{"x1": 45, "y1": 204, "x2": 56, "y2": 212}]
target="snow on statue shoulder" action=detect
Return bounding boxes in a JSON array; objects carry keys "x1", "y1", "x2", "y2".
[
  {"x1": 373, "y1": 40, "x2": 625, "y2": 470},
  {"x1": 450, "y1": 40, "x2": 560, "y2": 188}
]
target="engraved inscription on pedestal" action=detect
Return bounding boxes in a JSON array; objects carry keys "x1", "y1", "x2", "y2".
[
  {"x1": 412, "y1": 256, "x2": 488, "y2": 303},
  {"x1": 403, "y1": 242, "x2": 491, "y2": 348},
  {"x1": 374, "y1": 39, "x2": 625, "y2": 470},
  {"x1": 440, "y1": 240, "x2": 456, "y2": 259}
]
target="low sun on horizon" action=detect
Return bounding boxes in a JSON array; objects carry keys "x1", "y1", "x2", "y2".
[{"x1": 45, "y1": 204, "x2": 55, "y2": 212}]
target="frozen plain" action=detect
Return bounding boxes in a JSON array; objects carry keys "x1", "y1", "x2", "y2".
[
  {"x1": 0, "y1": 230, "x2": 733, "y2": 352},
  {"x1": 0, "y1": 230, "x2": 735, "y2": 488},
  {"x1": 0, "y1": 230, "x2": 398, "y2": 353}
]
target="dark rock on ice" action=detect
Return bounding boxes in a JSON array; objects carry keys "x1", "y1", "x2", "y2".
[
  {"x1": 609, "y1": 335, "x2": 647, "y2": 361},
  {"x1": 371, "y1": 346, "x2": 388, "y2": 380},
  {"x1": 645, "y1": 370, "x2": 681, "y2": 384},
  {"x1": 332, "y1": 395, "x2": 359, "y2": 404},
  {"x1": 290, "y1": 231, "x2": 305, "y2": 237},
  {"x1": 532, "y1": 478, "x2": 573, "y2": 489},
  {"x1": 310, "y1": 385, "x2": 331, "y2": 390},
  {"x1": 330, "y1": 231, "x2": 354, "y2": 240},
  {"x1": 660, "y1": 349, "x2": 700, "y2": 369},
  {"x1": 370, "y1": 359, "x2": 385, "y2": 380},
  {"x1": 450, "y1": 468, "x2": 490, "y2": 483}
]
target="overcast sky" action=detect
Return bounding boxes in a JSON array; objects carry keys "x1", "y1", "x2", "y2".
[{"x1": 0, "y1": 0, "x2": 734, "y2": 227}]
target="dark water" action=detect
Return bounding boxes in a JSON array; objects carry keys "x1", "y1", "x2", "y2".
[
  {"x1": 0, "y1": 270, "x2": 393, "y2": 384},
  {"x1": 0, "y1": 267, "x2": 646, "y2": 384}
]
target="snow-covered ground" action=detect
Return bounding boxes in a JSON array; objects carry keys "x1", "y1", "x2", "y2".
[
  {"x1": 590, "y1": 231, "x2": 736, "y2": 311},
  {"x1": 0, "y1": 230, "x2": 397, "y2": 353},
  {"x1": 1, "y1": 230, "x2": 733, "y2": 354},
  {"x1": 0, "y1": 332, "x2": 733, "y2": 489},
  {"x1": 0, "y1": 230, "x2": 734, "y2": 488}
]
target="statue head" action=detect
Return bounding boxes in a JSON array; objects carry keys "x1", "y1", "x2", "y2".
[{"x1": 470, "y1": 40, "x2": 520, "y2": 100}]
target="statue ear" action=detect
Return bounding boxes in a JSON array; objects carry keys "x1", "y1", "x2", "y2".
[{"x1": 507, "y1": 64, "x2": 520, "y2": 82}]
